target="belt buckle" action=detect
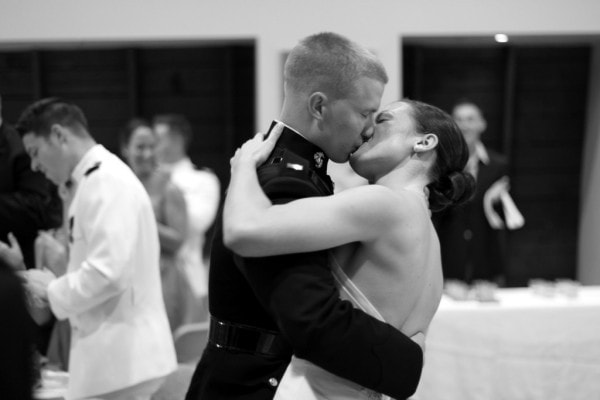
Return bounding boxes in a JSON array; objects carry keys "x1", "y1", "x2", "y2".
[{"x1": 209, "y1": 317, "x2": 288, "y2": 357}]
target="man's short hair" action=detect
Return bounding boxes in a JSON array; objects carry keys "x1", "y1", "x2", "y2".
[
  {"x1": 15, "y1": 98, "x2": 89, "y2": 138},
  {"x1": 284, "y1": 32, "x2": 388, "y2": 100},
  {"x1": 152, "y1": 113, "x2": 193, "y2": 148},
  {"x1": 452, "y1": 98, "x2": 485, "y2": 119}
]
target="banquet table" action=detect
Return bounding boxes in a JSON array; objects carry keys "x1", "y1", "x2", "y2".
[{"x1": 412, "y1": 285, "x2": 600, "y2": 400}]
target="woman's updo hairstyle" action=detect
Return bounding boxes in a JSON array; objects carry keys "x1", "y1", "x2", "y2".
[{"x1": 404, "y1": 99, "x2": 476, "y2": 212}]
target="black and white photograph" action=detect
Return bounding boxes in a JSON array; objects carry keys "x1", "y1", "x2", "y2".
[{"x1": 0, "y1": 1, "x2": 599, "y2": 399}]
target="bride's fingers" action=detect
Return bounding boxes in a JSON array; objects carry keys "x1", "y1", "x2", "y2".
[
  {"x1": 254, "y1": 125, "x2": 282, "y2": 159},
  {"x1": 265, "y1": 125, "x2": 282, "y2": 146},
  {"x1": 233, "y1": 125, "x2": 283, "y2": 167},
  {"x1": 270, "y1": 122, "x2": 284, "y2": 137},
  {"x1": 242, "y1": 133, "x2": 263, "y2": 149},
  {"x1": 230, "y1": 148, "x2": 241, "y2": 165}
]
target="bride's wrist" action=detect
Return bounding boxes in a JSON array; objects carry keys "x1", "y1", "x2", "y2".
[{"x1": 231, "y1": 157, "x2": 258, "y2": 173}]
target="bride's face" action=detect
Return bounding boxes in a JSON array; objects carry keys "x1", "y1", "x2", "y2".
[{"x1": 349, "y1": 101, "x2": 419, "y2": 181}]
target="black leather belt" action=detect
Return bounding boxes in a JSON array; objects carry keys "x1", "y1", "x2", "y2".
[{"x1": 208, "y1": 316, "x2": 292, "y2": 357}]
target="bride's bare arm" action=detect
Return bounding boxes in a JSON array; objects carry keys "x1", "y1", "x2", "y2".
[{"x1": 223, "y1": 130, "x2": 395, "y2": 257}]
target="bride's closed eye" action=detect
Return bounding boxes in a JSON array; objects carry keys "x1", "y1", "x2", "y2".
[{"x1": 375, "y1": 113, "x2": 389, "y2": 124}]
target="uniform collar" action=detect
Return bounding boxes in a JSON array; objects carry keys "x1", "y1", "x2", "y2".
[
  {"x1": 71, "y1": 144, "x2": 105, "y2": 186},
  {"x1": 269, "y1": 120, "x2": 329, "y2": 173}
]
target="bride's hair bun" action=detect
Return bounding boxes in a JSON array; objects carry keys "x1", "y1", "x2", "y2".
[{"x1": 427, "y1": 171, "x2": 475, "y2": 212}]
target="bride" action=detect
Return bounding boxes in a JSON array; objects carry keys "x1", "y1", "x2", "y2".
[{"x1": 224, "y1": 99, "x2": 474, "y2": 400}]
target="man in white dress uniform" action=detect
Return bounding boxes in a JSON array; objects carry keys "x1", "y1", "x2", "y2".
[
  {"x1": 153, "y1": 114, "x2": 220, "y2": 324},
  {"x1": 16, "y1": 98, "x2": 177, "y2": 400}
]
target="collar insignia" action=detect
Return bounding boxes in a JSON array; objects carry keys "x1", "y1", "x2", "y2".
[{"x1": 314, "y1": 152, "x2": 325, "y2": 169}]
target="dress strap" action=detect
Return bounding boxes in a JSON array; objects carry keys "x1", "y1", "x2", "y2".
[{"x1": 328, "y1": 253, "x2": 385, "y2": 322}]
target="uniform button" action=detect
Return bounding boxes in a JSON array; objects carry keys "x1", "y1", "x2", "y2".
[
  {"x1": 463, "y1": 229, "x2": 473, "y2": 241},
  {"x1": 268, "y1": 377, "x2": 279, "y2": 387}
]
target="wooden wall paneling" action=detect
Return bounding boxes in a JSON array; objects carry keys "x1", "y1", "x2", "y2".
[
  {"x1": 0, "y1": 43, "x2": 255, "y2": 189},
  {"x1": 137, "y1": 44, "x2": 254, "y2": 185},
  {"x1": 31, "y1": 51, "x2": 43, "y2": 100},
  {"x1": 214, "y1": 46, "x2": 235, "y2": 187},
  {"x1": 501, "y1": 47, "x2": 517, "y2": 159},
  {"x1": 40, "y1": 49, "x2": 130, "y2": 153},
  {"x1": 0, "y1": 51, "x2": 35, "y2": 123},
  {"x1": 41, "y1": 49, "x2": 129, "y2": 97},
  {"x1": 127, "y1": 49, "x2": 141, "y2": 118},
  {"x1": 404, "y1": 46, "x2": 506, "y2": 152},
  {"x1": 216, "y1": 44, "x2": 256, "y2": 188},
  {"x1": 402, "y1": 42, "x2": 590, "y2": 286},
  {"x1": 211, "y1": 45, "x2": 255, "y2": 185},
  {"x1": 505, "y1": 45, "x2": 590, "y2": 285},
  {"x1": 229, "y1": 45, "x2": 255, "y2": 149},
  {"x1": 138, "y1": 47, "x2": 228, "y2": 137},
  {"x1": 402, "y1": 46, "x2": 423, "y2": 100}
]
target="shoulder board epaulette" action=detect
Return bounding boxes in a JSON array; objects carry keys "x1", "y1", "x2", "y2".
[
  {"x1": 84, "y1": 161, "x2": 102, "y2": 177},
  {"x1": 68, "y1": 216, "x2": 74, "y2": 243}
]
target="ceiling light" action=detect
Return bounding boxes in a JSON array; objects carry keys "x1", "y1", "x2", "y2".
[{"x1": 495, "y1": 34, "x2": 509, "y2": 43}]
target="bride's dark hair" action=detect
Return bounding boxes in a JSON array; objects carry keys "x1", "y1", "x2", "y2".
[{"x1": 404, "y1": 99, "x2": 475, "y2": 212}]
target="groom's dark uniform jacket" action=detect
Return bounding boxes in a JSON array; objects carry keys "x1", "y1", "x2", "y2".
[{"x1": 185, "y1": 123, "x2": 423, "y2": 400}]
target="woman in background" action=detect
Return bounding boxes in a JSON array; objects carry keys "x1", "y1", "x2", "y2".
[{"x1": 121, "y1": 118, "x2": 188, "y2": 333}]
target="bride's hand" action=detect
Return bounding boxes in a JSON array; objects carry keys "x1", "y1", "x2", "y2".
[{"x1": 230, "y1": 123, "x2": 284, "y2": 168}]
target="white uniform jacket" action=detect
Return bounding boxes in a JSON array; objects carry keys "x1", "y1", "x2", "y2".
[
  {"x1": 163, "y1": 157, "x2": 220, "y2": 296},
  {"x1": 47, "y1": 145, "x2": 176, "y2": 399}
]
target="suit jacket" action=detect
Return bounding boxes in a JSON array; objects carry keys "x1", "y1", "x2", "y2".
[
  {"x1": 186, "y1": 123, "x2": 423, "y2": 400},
  {"x1": 433, "y1": 147, "x2": 509, "y2": 282},
  {"x1": 0, "y1": 122, "x2": 62, "y2": 268},
  {"x1": 0, "y1": 261, "x2": 35, "y2": 400},
  {"x1": 46, "y1": 145, "x2": 176, "y2": 399}
]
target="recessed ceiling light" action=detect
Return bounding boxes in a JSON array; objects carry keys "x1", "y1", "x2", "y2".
[{"x1": 495, "y1": 34, "x2": 509, "y2": 43}]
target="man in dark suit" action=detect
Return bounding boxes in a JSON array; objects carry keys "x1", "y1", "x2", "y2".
[
  {"x1": 185, "y1": 32, "x2": 423, "y2": 400},
  {"x1": 0, "y1": 94, "x2": 63, "y2": 270},
  {"x1": 0, "y1": 94, "x2": 63, "y2": 354},
  {"x1": 0, "y1": 257, "x2": 36, "y2": 400},
  {"x1": 433, "y1": 100, "x2": 518, "y2": 283}
]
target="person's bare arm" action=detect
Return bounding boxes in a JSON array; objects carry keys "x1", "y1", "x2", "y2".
[
  {"x1": 224, "y1": 132, "x2": 395, "y2": 257},
  {"x1": 157, "y1": 182, "x2": 188, "y2": 254}
]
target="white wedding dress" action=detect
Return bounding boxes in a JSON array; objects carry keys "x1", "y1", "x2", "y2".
[{"x1": 274, "y1": 254, "x2": 391, "y2": 400}]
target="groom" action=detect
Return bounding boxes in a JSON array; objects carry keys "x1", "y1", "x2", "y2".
[{"x1": 186, "y1": 32, "x2": 423, "y2": 400}]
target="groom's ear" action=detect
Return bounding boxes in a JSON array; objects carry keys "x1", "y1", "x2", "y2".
[{"x1": 308, "y1": 92, "x2": 327, "y2": 121}]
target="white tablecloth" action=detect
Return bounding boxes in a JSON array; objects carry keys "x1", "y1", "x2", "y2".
[
  {"x1": 413, "y1": 286, "x2": 600, "y2": 400},
  {"x1": 34, "y1": 369, "x2": 68, "y2": 399}
]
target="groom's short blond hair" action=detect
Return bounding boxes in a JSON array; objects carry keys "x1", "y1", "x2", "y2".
[{"x1": 284, "y1": 32, "x2": 388, "y2": 100}]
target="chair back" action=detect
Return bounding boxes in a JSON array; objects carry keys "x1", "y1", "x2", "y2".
[{"x1": 172, "y1": 321, "x2": 210, "y2": 364}]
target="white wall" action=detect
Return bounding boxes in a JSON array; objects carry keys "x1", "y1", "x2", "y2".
[
  {"x1": 2, "y1": 0, "x2": 600, "y2": 282},
  {"x1": 579, "y1": 43, "x2": 600, "y2": 284},
  {"x1": 2, "y1": 0, "x2": 599, "y2": 127}
]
